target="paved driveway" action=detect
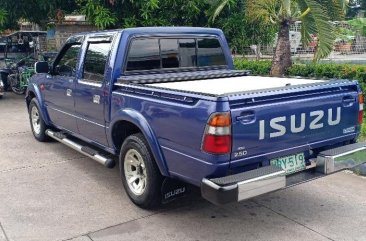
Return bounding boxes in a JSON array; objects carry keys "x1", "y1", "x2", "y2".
[{"x1": 0, "y1": 93, "x2": 365, "y2": 241}]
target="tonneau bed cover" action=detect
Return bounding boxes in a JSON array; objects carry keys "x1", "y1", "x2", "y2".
[
  {"x1": 116, "y1": 69, "x2": 324, "y2": 96},
  {"x1": 147, "y1": 76, "x2": 324, "y2": 95}
]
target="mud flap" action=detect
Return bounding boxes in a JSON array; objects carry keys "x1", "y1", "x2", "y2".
[{"x1": 161, "y1": 178, "x2": 189, "y2": 204}]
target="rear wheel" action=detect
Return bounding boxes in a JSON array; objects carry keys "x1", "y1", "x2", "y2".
[
  {"x1": 29, "y1": 98, "x2": 50, "y2": 142},
  {"x1": 119, "y1": 133, "x2": 162, "y2": 209}
]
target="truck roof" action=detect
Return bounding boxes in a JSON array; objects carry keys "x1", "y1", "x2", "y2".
[
  {"x1": 73, "y1": 27, "x2": 224, "y2": 37},
  {"x1": 123, "y1": 27, "x2": 224, "y2": 35}
]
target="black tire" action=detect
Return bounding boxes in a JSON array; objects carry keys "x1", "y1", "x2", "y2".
[
  {"x1": 9, "y1": 73, "x2": 25, "y2": 95},
  {"x1": 28, "y1": 98, "x2": 50, "y2": 142},
  {"x1": 1, "y1": 73, "x2": 9, "y2": 91},
  {"x1": 119, "y1": 133, "x2": 163, "y2": 209}
]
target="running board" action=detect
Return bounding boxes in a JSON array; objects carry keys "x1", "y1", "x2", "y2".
[{"x1": 45, "y1": 130, "x2": 115, "y2": 168}]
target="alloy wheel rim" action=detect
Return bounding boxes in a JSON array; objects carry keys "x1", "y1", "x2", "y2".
[
  {"x1": 124, "y1": 149, "x2": 147, "y2": 196},
  {"x1": 31, "y1": 106, "x2": 41, "y2": 135}
]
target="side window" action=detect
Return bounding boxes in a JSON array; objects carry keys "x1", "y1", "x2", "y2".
[
  {"x1": 126, "y1": 39, "x2": 160, "y2": 71},
  {"x1": 83, "y1": 42, "x2": 112, "y2": 83},
  {"x1": 179, "y1": 39, "x2": 196, "y2": 68},
  {"x1": 160, "y1": 39, "x2": 179, "y2": 68},
  {"x1": 55, "y1": 44, "x2": 81, "y2": 77},
  {"x1": 197, "y1": 39, "x2": 226, "y2": 67}
]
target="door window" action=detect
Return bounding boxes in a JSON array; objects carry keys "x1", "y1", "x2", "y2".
[
  {"x1": 54, "y1": 44, "x2": 81, "y2": 77},
  {"x1": 83, "y1": 41, "x2": 112, "y2": 83}
]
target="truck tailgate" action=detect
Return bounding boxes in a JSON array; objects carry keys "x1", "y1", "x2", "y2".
[{"x1": 229, "y1": 80, "x2": 360, "y2": 166}]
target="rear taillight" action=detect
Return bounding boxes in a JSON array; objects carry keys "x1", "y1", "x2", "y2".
[
  {"x1": 202, "y1": 112, "x2": 231, "y2": 154},
  {"x1": 359, "y1": 93, "x2": 364, "y2": 125}
]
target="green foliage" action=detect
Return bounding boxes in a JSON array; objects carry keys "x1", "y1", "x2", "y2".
[
  {"x1": 360, "y1": 121, "x2": 366, "y2": 141},
  {"x1": 298, "y1": 0, "x2": 338, "y2": 61},
  {"x1": 233, "y1": 58, "x2": 272, "y2": 75},
  {"x1": 120, "y1": 0, "x2": 210, "y2": 27},
  {"x1": 79, "y1": 0, "x2": 117, "y2": 29},
  {"x1": 0, "y1": 9, "x2": 7, "y2": 29},
  {"x1": 0, "y1": 0, "x2": 79, "y2": 29},
  {"x1": 211, "y1": 0, "x2": 347, "y2": 64},
  {"x1": 347, "y1": 18, "x2": 366, "y2": 37},
  {"x1": 210, "y1": 1, "x2": 277, "y2": 53},
  {"x1": 234, "y1": 59, "x2": 366, "y2": 85}
]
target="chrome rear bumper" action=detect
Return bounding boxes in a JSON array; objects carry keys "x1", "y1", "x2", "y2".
[
  {"x1": 201, "y1": 142, "x2": 366, "y2": 205},
  {"x1": 316, "y1": 142, "x2": 366, "y2": 174}
]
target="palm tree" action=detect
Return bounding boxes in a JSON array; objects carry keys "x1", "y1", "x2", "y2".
[{"x1": 210, "y1": 0, "x2": 347, "y2": 76}]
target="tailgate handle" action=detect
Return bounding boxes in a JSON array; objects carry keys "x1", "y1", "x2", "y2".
[
  {"x1": 237, "y1": 111, "x2": 256, "y2": 123},
  {"x1": 342, "y1": 96, "x2": 356, "y2": 107}
]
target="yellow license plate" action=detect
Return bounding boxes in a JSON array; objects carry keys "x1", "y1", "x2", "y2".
[{"x1": 270, "y1": 153, "x2": 306, "y2": 175}]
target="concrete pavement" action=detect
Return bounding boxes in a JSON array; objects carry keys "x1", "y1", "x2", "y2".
[{"x1": 0, "y1": 93, "x2": 365, "y2": 241}]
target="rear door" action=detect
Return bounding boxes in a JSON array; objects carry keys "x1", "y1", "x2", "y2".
[
  {"x1": 74, "y1": 35, "x2": 113, "y2": 146},
  {"x1": 229, "y1": 82, "x2": 360, "y2": 168}
]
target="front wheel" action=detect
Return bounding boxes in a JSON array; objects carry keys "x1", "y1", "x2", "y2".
[
  {"x1": 8, "y1": 74, "x2": 25, "y2": 95},
  {"x1": 119, "y1": 133, "x2": 163, "y2": 209},
  {"x1": 29, "y1": 98, "x2": 50, "y2": 142}
]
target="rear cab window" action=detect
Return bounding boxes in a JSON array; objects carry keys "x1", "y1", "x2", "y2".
[{"x1": 125, "y1": 37, "x2": 226, "y2": 73}]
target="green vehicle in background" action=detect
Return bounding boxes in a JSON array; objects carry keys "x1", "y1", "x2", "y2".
[{"x1": 0, "y1": 31, "x2": 51, "y2": 95}]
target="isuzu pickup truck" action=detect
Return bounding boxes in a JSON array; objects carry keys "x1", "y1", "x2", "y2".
[{"x1": 26, "y1": 27, "x2": 366, "y2": 208}]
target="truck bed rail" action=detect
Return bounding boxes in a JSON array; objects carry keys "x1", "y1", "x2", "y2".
[{"x1": 116, "y1": 69, "x2": 250, "y2": 85}]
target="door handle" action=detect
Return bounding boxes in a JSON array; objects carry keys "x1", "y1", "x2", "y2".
[
  {"x1": 342, "y1": 96, "x2": 356, "y2": 107},
  {"x1": 93, "y1": 95, "x2": 100, "y2": 104},
  {"x1": 237, "y1": 111, "x2": 256, "y2": 123},
  {"x1": 66, "y1": 89, "x2": 72, "y2": 97}
]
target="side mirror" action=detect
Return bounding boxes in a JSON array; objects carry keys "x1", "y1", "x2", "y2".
[{"x1": 35, "y1": 61, "x2": 49, "y2": 74}]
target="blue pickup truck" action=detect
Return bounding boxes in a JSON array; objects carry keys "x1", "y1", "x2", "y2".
[{"x1": 26, "y1": 27, "x2": 366, "y2": 208}]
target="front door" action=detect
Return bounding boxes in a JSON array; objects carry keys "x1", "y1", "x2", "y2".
[
  {"x1": 43, "y1": 43, "x2": 81, "y2": 133},
  {"x1": 74, "y1": 38, "x2": 113, "y2": 146}
]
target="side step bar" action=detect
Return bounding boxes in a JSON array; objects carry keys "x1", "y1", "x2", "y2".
[{"x1": 46, "y1": 130, "x2": 115, "y2": 168}]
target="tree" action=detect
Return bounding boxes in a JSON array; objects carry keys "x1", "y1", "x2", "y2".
[
  {"x1": 0, "y1": 0, "x2": 79, "y2": 29},
  {"x1": 0, "y1": 9, "x2": 7, "y2": 30},
  {"x1": 76, "y1": 0, "x2": 210, "y2": 28},
  {"x1": 78, "y1": 0, "x2": 117, "y2": 29},
  {"x1": 211, "y1": 0, "x2": 347, "y2": 76},
  {"x1": 208, "y1": 0, "x2": 276, "y2": 56},
  {"x1": 347, "y1": 18, "x2": 366, "y2": 37}
]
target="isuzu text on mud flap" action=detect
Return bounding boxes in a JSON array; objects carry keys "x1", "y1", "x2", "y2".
[{"x1": 26, "y1": 27, "x2": 366, "y2": 208}]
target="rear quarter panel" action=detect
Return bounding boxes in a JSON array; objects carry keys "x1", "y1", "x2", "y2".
[{"x1": 110, "y1": 88, "x2": 231, "y2": 185}]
